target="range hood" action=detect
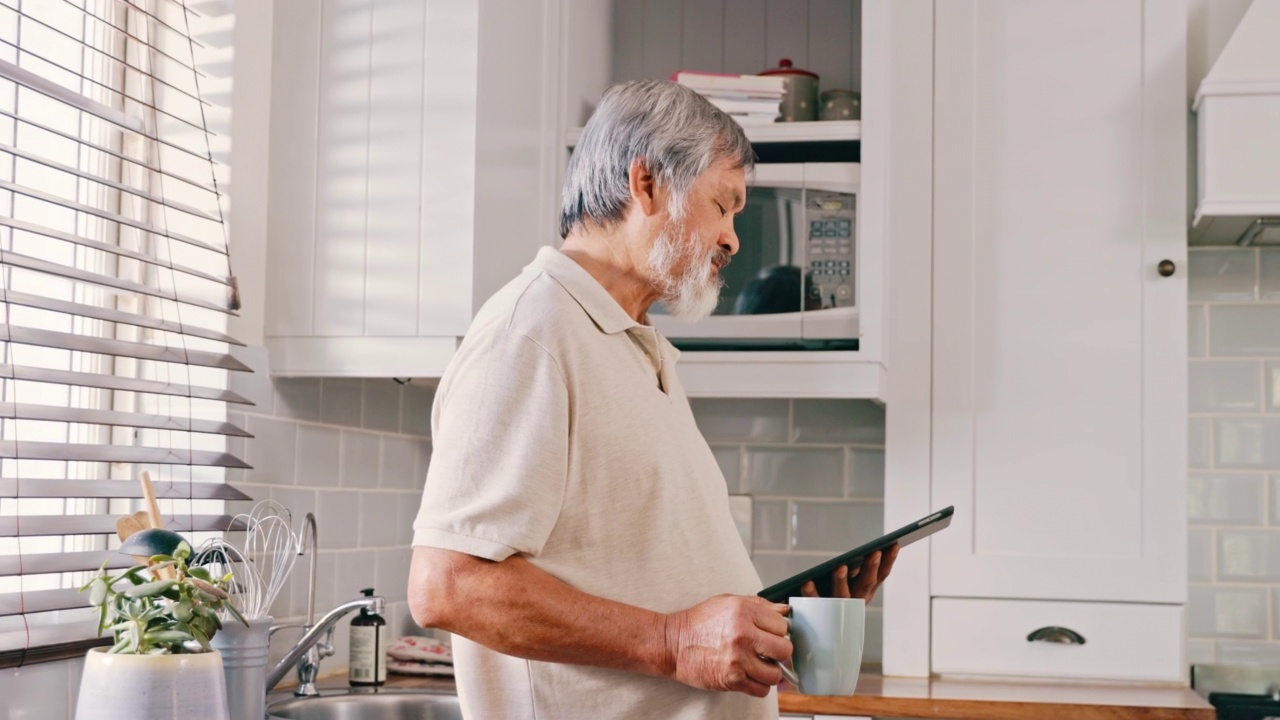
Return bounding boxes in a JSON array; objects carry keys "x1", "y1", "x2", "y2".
[{"x1": 1192, "y1": 0, "x2": 1280, "y2": 244}]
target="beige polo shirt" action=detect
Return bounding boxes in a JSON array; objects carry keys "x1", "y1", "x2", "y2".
[{"x1": 412, "y1": 246, "x2": 774, "y2": 720}]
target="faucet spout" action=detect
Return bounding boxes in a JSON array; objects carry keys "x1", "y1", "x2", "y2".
[{"x1": 266, "y1": 594, "x2": 386, "y2": 693}]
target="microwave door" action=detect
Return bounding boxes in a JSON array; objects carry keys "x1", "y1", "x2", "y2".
[{"x1": 650, "y1": 312, "x2": 805, "y2": 340}]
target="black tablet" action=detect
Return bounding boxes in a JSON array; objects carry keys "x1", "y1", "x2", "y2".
[{"x1": 757, "y1": 505, "x2": 955, "y2": 602}]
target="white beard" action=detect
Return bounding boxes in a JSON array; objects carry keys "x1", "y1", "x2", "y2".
[{"x1": 647, "y1": 219, "x2": 724, "y2": 322}]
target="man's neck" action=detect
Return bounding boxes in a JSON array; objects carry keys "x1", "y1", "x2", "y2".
[{"x1": 559, "y1": 228, "x2": 658, "y2": 323}]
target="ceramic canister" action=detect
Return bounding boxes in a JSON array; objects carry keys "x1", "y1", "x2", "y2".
[
  {"x1": 75, "y1": 647, "x2": 230, "y2": 720},
  {"x1": 760, "y1": 58, "x2": 819, "y2": 122}
]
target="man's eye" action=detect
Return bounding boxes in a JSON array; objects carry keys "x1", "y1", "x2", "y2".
[{"x1": 715, "y1": 201, "x2": 726, "y2": 216}]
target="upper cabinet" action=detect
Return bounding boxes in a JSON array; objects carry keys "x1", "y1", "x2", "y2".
[
  {"x1": 263, "y1": 0, "x2": 560, "y2": 377},
  {"x1": 926, "y1": 0, "x2": 1187, "y2": 682}
]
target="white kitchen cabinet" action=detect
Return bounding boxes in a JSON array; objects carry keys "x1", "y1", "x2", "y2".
[
  {"x1": 923, "y1": 0, "x2": 1188, "y2": 680},
  {"x1": 263, "y1": 0, "x2": 561, "y2": 377}
]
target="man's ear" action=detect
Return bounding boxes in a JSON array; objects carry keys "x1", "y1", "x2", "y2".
[{"x1": 628, "y1": 157, "x2": 663, "y2": 217}]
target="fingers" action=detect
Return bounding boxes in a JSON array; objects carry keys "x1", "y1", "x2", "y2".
[
  {"x1": 753, "y1": 628, "x2": 793, "y2": 666},
  {"x1": 753, "y1": 601, "x2": 791, "y2": 636},
  {"x1": 878, "y1": 544, "x2": 900, "y2": 583},
  {"x1": 850, "y1": 551, "x2": 882, "y2": 601},
  {"x1": 801, "y1": 580, "x2": 818, "y2": 598},
  {"x1": 831, "y1": 564, "x2": 851, "y2": 598}
]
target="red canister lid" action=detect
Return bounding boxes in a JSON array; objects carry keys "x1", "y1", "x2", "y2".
[{"x1": 759, "y1": 58, "x2": 818, "y2": 79}]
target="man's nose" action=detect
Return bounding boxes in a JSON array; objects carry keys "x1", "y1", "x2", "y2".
[{"x1": 721, "y1": 226, "x2": 740, "y2": 256}]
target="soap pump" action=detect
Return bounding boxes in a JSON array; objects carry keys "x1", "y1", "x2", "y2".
[{"x1": 349, "y1": 588, "x2": 388, "y2": 686}]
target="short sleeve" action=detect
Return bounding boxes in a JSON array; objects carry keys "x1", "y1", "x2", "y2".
[{"x1": 411, "y1": 326, "x2": 569, "y2": 561}]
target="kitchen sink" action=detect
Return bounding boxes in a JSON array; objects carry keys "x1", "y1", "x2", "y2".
[{"x1": 267, "y1": 688, "x2": 462, "y2": 720}]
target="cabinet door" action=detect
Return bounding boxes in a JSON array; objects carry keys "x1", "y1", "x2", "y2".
[{"x1": 930, "y1": 0, "x2": 1187, "y2": 603}]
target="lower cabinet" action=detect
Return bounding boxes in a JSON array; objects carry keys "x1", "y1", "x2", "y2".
[{"x1": 932, "y1": 599, "x2": 1185, "y2": 683}]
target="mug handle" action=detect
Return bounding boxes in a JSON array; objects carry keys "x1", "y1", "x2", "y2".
[{"x1": 766, "y1": 612, "x2": 800, "y2": 688}]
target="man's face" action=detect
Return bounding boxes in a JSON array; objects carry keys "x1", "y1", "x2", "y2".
[{"x1": 645, "y1": 159, "x2": 746, "y2": 321}]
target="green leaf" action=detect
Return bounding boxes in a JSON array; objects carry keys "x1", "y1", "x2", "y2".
[
  {"x1": 145, "y1": 629, "x2": 194, "y2": 646},
  {"x1": 173, "y1": 541, "x2": 192, "y2": 561},
  {"x1": 186, "y1": 566, "x2": 212, "y2": 582},
  {"x1": 224, "y1": 600, "x2": 250, "y2": 628},
  {"x1": 124, "y1": 579, "x2": 177, "y2": 599},
  {"x1": 87, "y1": 579, "x2": 108, "y2": 607}
]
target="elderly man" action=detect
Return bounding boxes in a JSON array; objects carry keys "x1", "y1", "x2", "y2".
[{"x1": 407, "y1": 79, "x2": 896, "y2": 719}]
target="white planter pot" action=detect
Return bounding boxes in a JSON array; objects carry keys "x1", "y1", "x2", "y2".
[{"x1": 75, "y1": 647, "x2": 230, "y2": 720}]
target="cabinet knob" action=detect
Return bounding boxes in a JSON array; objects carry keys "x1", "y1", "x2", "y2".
[
  {"x1": 1026, "y1": 626, "x2": 1086, "y2": 645},
  {"x1": 1157, "y1": 259, "x2": 1176, "y2": 277}
]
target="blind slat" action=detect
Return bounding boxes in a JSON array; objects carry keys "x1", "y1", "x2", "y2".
[
  {"x1": 2, "y1": 290, "x2": 241, "y2": 346},
  {"x1": 0, "y1": 478, "x2": 252, "y2": 500},
  {"x1": 0, "y1": 514, "x2": 249, "y2": 538},
  {"x1": 0, "y1": 179, "x2": 226, "y2": 255},
  {"x1": 0, "y1": 142, "x2": 220, "y2": 222},
  {"x1": 0, "y1": 249, "x2": 228, "y2": 314},
  {"x1": 0, "y1": 588, "x2": 86, "y2": 616},
  {"x1": 0, "y1": 58, "x2": 144, "y2": 133},
  {"x1": 0, "y1": 364, "x2": 252, "y2": 404},
  {"x1": 2, "y1": 326, "x2": 251, "y2": 371},
  {"x1": 0, "y1": 107, "x2": 218, "y2": 194},
  {"x1": 0, "y1": 626, "x2": 110, "y2": 668},
  {"x1": 0, "y1": 551, "x2": 135, "y2": 577},
  {"x1": 0, "y1": 402, "x2": 252, "y2": 437},
  {"x1": 0, "y1": 441, "x2": 251, "y2": 468}
]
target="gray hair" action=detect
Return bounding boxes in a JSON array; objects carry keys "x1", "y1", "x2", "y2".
[{"x1": 559, "y1": 80, "x2": 755, "y2": 239}]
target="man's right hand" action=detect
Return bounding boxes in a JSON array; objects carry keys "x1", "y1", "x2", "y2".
[{"x1": 663, "y1": 594, "x2": 792, "y2": 698}]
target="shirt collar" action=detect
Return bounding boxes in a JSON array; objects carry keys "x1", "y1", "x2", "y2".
[{"x1": 529, "y1": 246, "x2": 641, "y2": 335}]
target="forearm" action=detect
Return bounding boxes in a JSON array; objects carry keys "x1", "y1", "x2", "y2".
[{"x1": 408, "y1": 546, "x2": 673, "y2": 679}]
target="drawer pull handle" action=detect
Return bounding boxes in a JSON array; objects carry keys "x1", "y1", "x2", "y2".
[{"x1": 1026, "y1": 626, "x2": 1086, "y2": 645}]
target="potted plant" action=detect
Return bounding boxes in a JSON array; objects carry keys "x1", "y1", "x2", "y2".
[{"x1": 74, "y1": 531, "x2": 248, "y2": 720}]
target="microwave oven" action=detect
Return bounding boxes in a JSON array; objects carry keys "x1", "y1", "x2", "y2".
[{"x1": 650, "y1": 162, "x2": 860, "y2": 351}]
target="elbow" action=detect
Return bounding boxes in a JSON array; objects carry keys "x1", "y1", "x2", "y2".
[{"x1": 407, "y1": 546, "x2": 456, "y2": 630}]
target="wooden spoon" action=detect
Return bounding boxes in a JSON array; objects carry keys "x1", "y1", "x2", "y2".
[{"x1": 115, "y1": 514, "x2": 147, "y2": 543}]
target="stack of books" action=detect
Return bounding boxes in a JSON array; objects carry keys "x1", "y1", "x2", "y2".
[{"x1": 672, "y1": 70, "x2": 784, "y2": 126}]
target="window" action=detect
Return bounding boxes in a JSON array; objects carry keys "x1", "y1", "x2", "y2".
[{"x1": 0, "y1": 0, "x2": 250, "y2": 667}]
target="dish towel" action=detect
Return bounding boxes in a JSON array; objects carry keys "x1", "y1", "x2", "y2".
[{"x1": 387, "y1": 636, "x2": 454, "y2": 677}]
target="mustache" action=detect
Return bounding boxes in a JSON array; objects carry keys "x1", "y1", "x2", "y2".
[{"x1": 711, "y1": 248, "x2": 731, "y2": 270}]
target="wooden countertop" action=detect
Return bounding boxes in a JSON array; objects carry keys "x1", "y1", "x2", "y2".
[
  {"x1": 308, "y1": 668, "x2": 1213, "y2": 719},
  {"x1": 777, "y1": 671, "x2": 1215, "y2": 719}
]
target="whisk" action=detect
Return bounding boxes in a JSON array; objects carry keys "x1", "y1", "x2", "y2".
[{"x1": 194, "y1": 500, "x2": 300, "y2": 619}]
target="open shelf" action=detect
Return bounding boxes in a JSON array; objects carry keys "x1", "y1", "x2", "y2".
[
  {"x1": 673, "y1": 352, "x2": 884, "y2": 401},
  {"x1": 565, "y1": 120, "x2": 861, "y2": 148}
]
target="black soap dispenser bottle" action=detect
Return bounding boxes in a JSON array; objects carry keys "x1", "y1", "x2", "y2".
[{"x1": 349, "y1": 588, "x2": 388, "y2": 686}]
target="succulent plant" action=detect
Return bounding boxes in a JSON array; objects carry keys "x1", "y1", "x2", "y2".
[{"x1": 79, "y1": 537, "x2": 249, "y2": 654}]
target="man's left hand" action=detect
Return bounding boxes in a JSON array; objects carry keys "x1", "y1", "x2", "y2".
[{"x1": 799, "y1": 544, "x2": 899, "y2": 604}]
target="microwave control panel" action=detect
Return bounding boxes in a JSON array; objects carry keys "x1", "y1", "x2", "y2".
[{"x1": 805, "y1": 191, "x2": 855, "y2": 308}]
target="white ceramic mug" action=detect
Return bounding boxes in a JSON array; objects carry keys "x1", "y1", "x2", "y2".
[{"x1": 787, "y1": 597, "x2": 866, "y2": 695}]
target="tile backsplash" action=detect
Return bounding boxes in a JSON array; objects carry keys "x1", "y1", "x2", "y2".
[
  {"x1": 1187, "y1": 247, "x2": 1280, "y2": 664},
  {"x1": 692, "y1": 398, "x2": 888, "y2": 664}
]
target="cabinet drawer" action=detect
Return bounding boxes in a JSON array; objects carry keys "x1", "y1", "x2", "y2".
[{"x1": 932, "y1": 598, "x2": 1185, "y2": 682}]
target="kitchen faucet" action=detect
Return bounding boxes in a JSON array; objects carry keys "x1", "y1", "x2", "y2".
[{"x1": 265, "y1": 513, "x2": 386, "y2": 697}]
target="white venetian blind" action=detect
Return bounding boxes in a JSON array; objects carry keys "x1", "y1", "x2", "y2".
[{"x1": 0, "y1": 0, "x2": 252, "y2": 667}]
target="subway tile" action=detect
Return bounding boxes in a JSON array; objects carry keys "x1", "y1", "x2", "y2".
[
  {"x1": 1209, "y1": 305, "x2": 1280, "y2": 356},
  {"x1": 728, "y1": 495, "x2": 752, "y2": 551},
  {"x1": 341, "y1": 431, "x2": 382, "y2": 489},
  {"x1": 1268, "y1": 362, "x2": 1280, "y2": 412},
  {"x1": 376, "y1": 548, "x2": 413, "y2": 603},
  {"x1": 413, "y1": 441, "x2": 433, "y2": 492},
  {"x1": 751, "y1": 552, "x2": 826, "y2": 589},
  {"x1": 1188, "y1": 474, "x2": 1266, "y2": 526},
  {"x1": 402, "y1": 381, "x2": 436, "y2": 438},
  {"x1": 360, "y1": 492, "x2": 403, "y2": 548},
  {"x1": 229, "y1": 344, "x2": 274, "y2": 410},
  {"x1": 791, "y1": 501, "x2": 883, "y2": 553},
  {"x1": 1273, "y1": 476, "x2": 1280, "y2": 525},
  {"x1": 744, "y1": 447, "x2": 843, "y2": 497},
  {"x1": 753, "y1": 500, "x2": 788, "y2": 552},
  {"x1": 227, "y1": 483, "x2": 272, "y2": 519},
  {"x1": 689, "y1": 399, "x2": 789, "y2": 443},
  {"x1": 292, "y1": 549, "x2": 337, "y2": 619},
  {"x1": 1216, "y1": 643, "x2": 1280, "y2": 665},
  {"x1": 246, "y1": 416, "x2": 297, "y2": 486},
  {"x1": 297, "y1": 425, "x2": 342, "y2": 488},
  {"x1": 1189, "y1": 361, "x2": 1262, "y2": 413},
  {"x1": 1218, "y1": 530, "x2": 1280, "y2": 582},
  {"x1": 1188, "y1": 248, "x2": 1257, "y2": 302},
  {"x1": 1189, "y1": 527, "x2": 1213, "y2": 582},
  {"x1": 792, "y1": 400, "x2": 885, "y2": 444},
  {"x1": 270, "y1": 486, "x2": 317, "y2": 528},
  {"x1": 381, "y1": 436, "x2": 420, "y2": 490},
  {"x1": 1261, "y1": 248, "x2": 1280, "y2": 300},
  {"x1": 335, "y1": 551, "x2": 378, "y2": 602},
  {"x1": 363, "y1": 380, "x2": 403, "y2": 433},
  {"x1": 1189, "y1": 417, "x2": 1212, "y2": 470},
  {"x1": 274, "y1": 377, "x2": 322, "y2": 422},
  {"x1": 1188, "y1": 585, "x2": 1268, "y2": 638},
  {"x1": 847, "y1": 449, "x2": 885, "y2": 499},
  {"x1": 863, "y1": 608, "x2": 883, "y2": 664},
  {"x1": 1186, "y1": 639, "x2": 1216, "y2": 664},
  {"x1": 1189, "y1": 305, "x2": 1207, "y2": 358},
  {"x1": 320, "y1": 378, "x2": 363, "y2": 427},
  {"x1": 711, "y1": 446, "x2": 742, "y2": 492},
  {"x1": 317, "y1": 489, "x2": 363, "y2": 549},
  {"x1": 1216, "y1": 417, "x2": 1280, "y2": 469},
  {"x1": 1275, "y1": 587, "x2": 1280, "y2": 639},
  {"x1": 398, "y1": 491, "x2": 422, "y2": 547}
]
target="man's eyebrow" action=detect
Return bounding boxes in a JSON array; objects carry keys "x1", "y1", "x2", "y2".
[{"x1": 730, "y1": 189, "x2": 744, "y2": 213}]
